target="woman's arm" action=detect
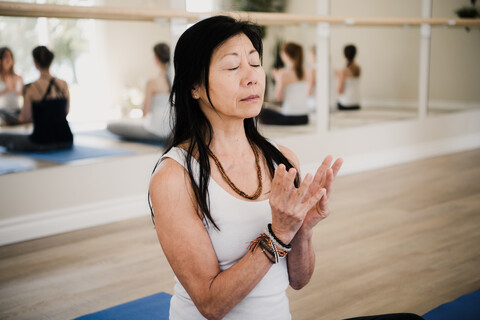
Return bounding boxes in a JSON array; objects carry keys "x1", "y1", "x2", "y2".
[
  {"x1": 277, "y1": 145, "x2": 317, "y2": 289},
  {"x1": 150, "y1": 159, "x2": 275, "y2": 320},
  {"x1": 273, "y1": 69, "x2": 286, "y2": 103},
  {"x1": 278, "y1": 146, "x2": 343, "y2": 290},
  {"x1": 151, "y1": 156, "x2": 323, "y2": 319},
  {"x1": 18, "y1": 86, "x2": 32, "y2": 123},
  {"x1": 142, "y1": 79, "x2": 154, "y2": 116},
  {"x1": 306, "y1": 68, "x2": 316, "y2": 97},
  {"x1": 15, "y1": 75, "x2": 24, "y2": 95},
  {"x1": 337, "y1": 69, "x2": 346, "y2": 95}
]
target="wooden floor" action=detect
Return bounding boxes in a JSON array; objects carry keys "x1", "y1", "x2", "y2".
[{"x1": 0, "y1": 148, "x2": 479, "y2": 320}]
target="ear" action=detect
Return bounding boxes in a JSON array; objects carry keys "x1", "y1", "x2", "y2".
[{"x1": 191, "y1": 86, "x2": 200, "y2": 99}]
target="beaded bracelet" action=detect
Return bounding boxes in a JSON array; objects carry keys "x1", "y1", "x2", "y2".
[
  {"x1": 248, "y1": 232, "x2": 290, "y2": 264},
  {"x1": 266, "y1": 223, "x2": 292, "y2": 252}
]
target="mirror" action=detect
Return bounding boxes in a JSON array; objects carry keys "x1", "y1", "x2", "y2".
[{"x1": 329, "y1": 25, "x2": 420, "y2": 130}]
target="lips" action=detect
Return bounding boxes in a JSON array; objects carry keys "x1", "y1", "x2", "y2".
[{"x1": 241, "y1": 94, "x2": 260, "y2": 101}]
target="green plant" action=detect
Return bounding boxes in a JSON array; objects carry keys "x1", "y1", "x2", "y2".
[
  {"x1": 225, "y1": 0, "x2": 288, "y2": 38},
  {"x1": 454, "y1": 0, "x2": 478, "y2": 31}
]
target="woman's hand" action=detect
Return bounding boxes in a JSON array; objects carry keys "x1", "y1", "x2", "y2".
[
  {"x1": 269, "y1": 164, "x2": 326, "y2": 245},
  {"x1": 300, "y1": 155, "x2": 343, "y2": 232}
]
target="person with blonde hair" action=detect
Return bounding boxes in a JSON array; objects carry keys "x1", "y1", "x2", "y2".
[{"x1": 0, "y1": 47, "x2": 24, "y2": 125}]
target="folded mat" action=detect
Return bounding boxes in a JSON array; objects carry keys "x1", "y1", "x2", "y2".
[
  {"x1": 74, "y1": 292, "x2": 172, "y2": 320},
  {"x1": 3, "y1": 144, "x2": 133, "y2": 163},
  {"x1": 77, "y1": 129, "x2": 165, "y2": 147},
  {"x1": 423, "y1": 289, "x2": 480, "y2": 320},
  {"x1": 0, "y1": 156, "x2": 37, "y2": 174}
]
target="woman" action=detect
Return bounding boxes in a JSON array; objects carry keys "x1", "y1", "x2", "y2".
[
  {"x1": 259, "y1": 42, "x2": 310, "y2": 125},
  {"x1": 0, "y1": 46, "x2": 72, "y2": 151},
  {"x1": 336, "y1": 44, "x2": 361, "y2": 111},
  {"x1": 0, "y1": 47, "x2": 24, "y2": 125},
  {"x1": 107, "y1": 43, "x2": 171, "y2": 142},
  {"x1": 149, "y1": 16, "x2": 423, "y2": 320}
]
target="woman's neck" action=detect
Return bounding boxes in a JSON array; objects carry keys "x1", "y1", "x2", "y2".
[
  {"x1": 209, "y1": 120, "x2": 250, "y2": 156},
  {"x1": 39, "y1": 70, "x2": 51, "y2": 79}
]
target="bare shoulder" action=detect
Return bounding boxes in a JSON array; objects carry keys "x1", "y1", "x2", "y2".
[
  {"x1": 55, "y1": 78, "x2": 69, "y2": 91},
  {"x1": 150, "y1": 157, "x2": 189, "y2": 200},
  {"x1": 278, "y1": 144, "x2": 300, "y2": 170}
]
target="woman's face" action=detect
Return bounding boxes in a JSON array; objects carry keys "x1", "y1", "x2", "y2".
[
  {"x1": 194, "y1": 33, "x2": 265, "y2": 120},
  {"x1": 1, "y1": 50, "x2": 13, "y2": 72}
]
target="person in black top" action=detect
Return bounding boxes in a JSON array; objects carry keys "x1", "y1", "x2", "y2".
[{"x1": 0, "y1": 46, "x2": 73, "y2": 151}]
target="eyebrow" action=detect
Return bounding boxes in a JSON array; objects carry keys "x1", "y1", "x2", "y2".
[{"x1": 220, "y1": 49, "x2": 258, "y2": 60}]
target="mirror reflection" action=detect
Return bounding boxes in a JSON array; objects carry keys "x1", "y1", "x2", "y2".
[
  {"x1": 258, "y1": 24, "x2": 317, "y2": 138},
  {"x1": 329, "y1": 26, "x2": 420, "y2": 130}
]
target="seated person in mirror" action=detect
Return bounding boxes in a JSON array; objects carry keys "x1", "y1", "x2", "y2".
[
  {"x1": 335, "y1": 44, "x2": 361, "y2": 111},
  {"x1": 0, "y1": 47, "x2": 24, "y2": 126},
  {"x1": 259, "y1": 42, "x2": 310, "y2": 125},
  {"x1": 107, "y1": 43, "x2": 171, "y2": 142},
  {"x1": 0, "y1": 46, "x2": 73, "y2": 151}
]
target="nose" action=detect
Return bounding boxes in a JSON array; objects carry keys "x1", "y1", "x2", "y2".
[{"x1": 241, "y1": 65, "x2": 259, "y2": 88}]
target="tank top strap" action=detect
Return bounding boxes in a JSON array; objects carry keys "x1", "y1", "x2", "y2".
[{"x1": 160, "y1": 147, "x2": 201, "y2": 184}]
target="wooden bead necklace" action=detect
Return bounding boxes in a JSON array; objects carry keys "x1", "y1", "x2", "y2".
[{"x1": 209, "y1": 141, "x2": 263, "y2": 200}]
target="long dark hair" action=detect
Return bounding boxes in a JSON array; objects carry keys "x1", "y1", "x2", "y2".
[
  {"x1": 149, "y1": 15, "x2": 298, "y2": 229},
  {"x1": 32, "y1": 46, "x2": 54, "y2": 69},
  {"x1": 344, "y1": 44, "x2": 360, "y2": 77},
  {"x1": 282, "y1": 42, "x2": 304, "y2": 80}
]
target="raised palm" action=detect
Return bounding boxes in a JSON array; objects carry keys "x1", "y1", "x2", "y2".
[{"x1": 301, "y1": 155, "x2": 343, "y2": 231}]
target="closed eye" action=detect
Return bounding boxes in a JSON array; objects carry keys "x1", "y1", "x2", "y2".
[{"x1": 228, "y1": 66, "x2": 239, "y2": 70}]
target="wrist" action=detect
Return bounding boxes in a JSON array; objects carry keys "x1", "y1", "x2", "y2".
[
  {"x1": 269, "y1": 224, "x2": 293, "y2": 247},
  {"x1": 292, "y1": 225, "x2": 313, "y2": 244}
]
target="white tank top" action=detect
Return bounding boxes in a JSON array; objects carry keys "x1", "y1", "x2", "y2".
[
  {"x1": 144, "y1": 93, "x2": 171, "y2": 138},
  {"x1": 281, "y1": 81, "x2": 310, "y2": 116},
  {"x1": 0, "y1": 78, "x2": 22, "y2": 111},
  {"x1": 161, "y1": 147, "x2": 291, "y2": 320},
  {"x1": 338, "y1": 77, "x2": 361, "y2": 106}
]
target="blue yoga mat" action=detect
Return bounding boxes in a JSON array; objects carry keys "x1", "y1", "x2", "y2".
[
  {"x1": 74, "y1": 292, "x2": 172, "y2": 320},
  {"x1": 12, "y1": 144, "x2": 133, "y2": 163},
  {"x1": 0, "y1": 156, "x2": 37, "y2": 174},
  {"x1": 423, "y1": 289, "x2": 480, "y2": 320}
]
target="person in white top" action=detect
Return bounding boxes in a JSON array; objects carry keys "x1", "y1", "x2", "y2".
[
  {"x1": 0, "y1": 47, "x2": 24, "y2": 125},
  {"x1": 149, "y1": 16, "x2": 423, "y2": 320},
  {"x1": 259, "y1": 42, "x2": 310, "y2": 125},
  {"x1": 335, "y1": 44, "x2": 361, "y2": 111},
  {"x1": 107, "y1": 43, "x2": 171, "y2": 142}
]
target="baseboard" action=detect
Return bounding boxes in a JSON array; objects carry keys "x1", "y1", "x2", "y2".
[
  {"x1": 1, "y1": 132, "x2": 479, "y2": 246},
  {"x1": 302, "y1": 132, "x2": 480, "y2": 177},
  {"x1": 0, "y1": 194, "x2": 149, "y2": 246}
]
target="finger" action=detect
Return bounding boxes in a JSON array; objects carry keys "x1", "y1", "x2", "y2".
[
  {"x1": 314, "y1": 155, "x2": 333, "y2": 186},
  {"x1": 294, "y1": 173, "x2": 313, "y2": 205},
  {"x1": 271, "y1": 164, "x2": 287, "y2": 194},
  {"x1": 324, "y1": 168, "x2": 334, "y2": 196},
  {"x1": 317, "y1": 190, "x2": 330, "y2": 219},
  {"x1": 302, "y1": 187, "x2": 326, "y2": 213},
  {"x1": 284, "y1": 167, "x2": 297, "y2": 199},
  {"x1": 331, "y1": 158, "x2": 344, "y2": 178},
  {"x1": 270, "y1": 165, "x2": 289, "y2": 210}
]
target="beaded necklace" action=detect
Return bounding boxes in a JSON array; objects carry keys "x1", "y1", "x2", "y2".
[{"x1": 209, "y1": 142, "x2": 263, "y2": 200}]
